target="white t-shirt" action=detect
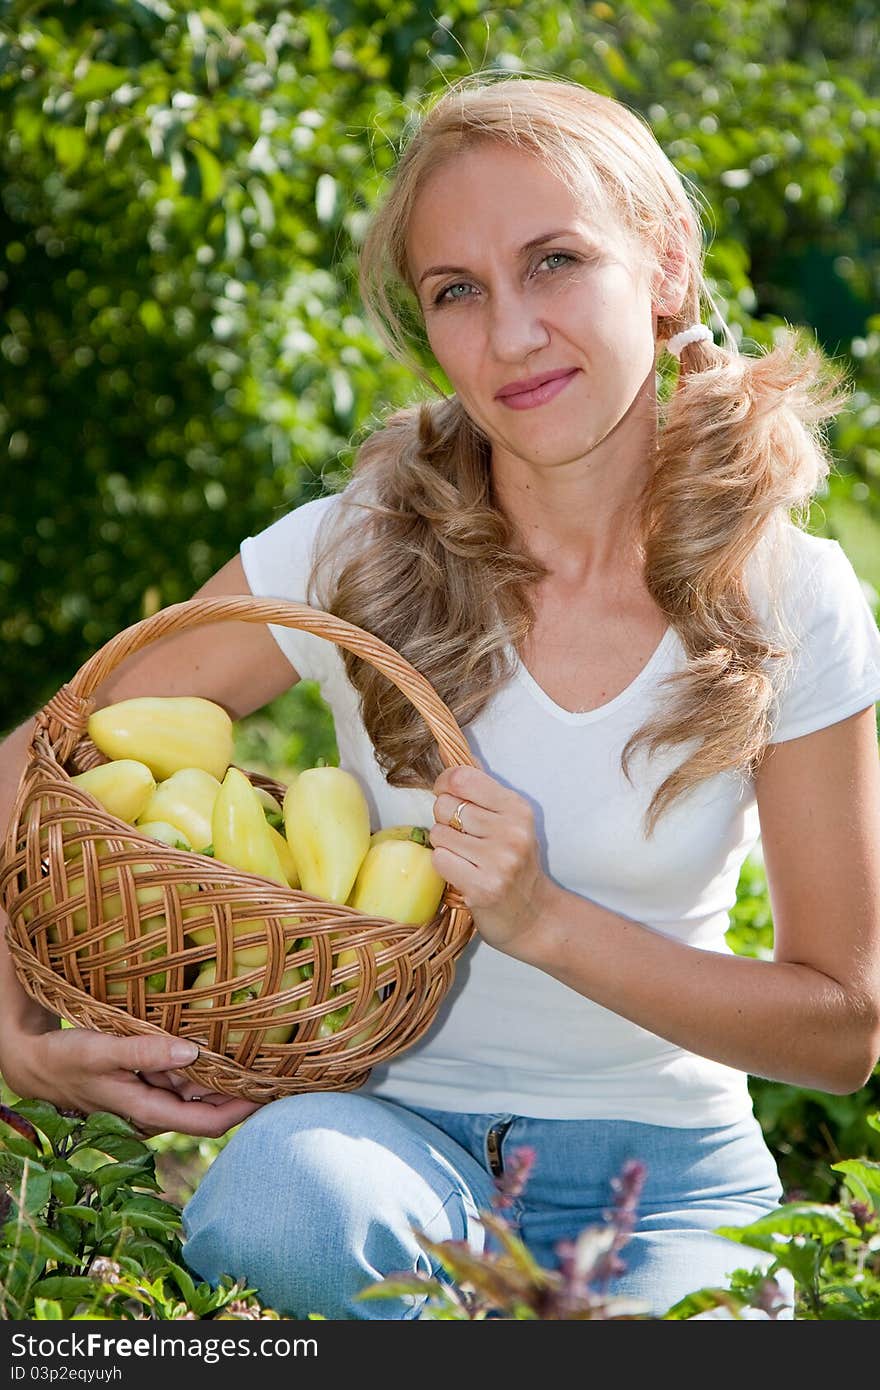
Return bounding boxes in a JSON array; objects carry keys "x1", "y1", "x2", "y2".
[{"x1": 240, "y1": 491, "x2": 880, "y2": 1126}]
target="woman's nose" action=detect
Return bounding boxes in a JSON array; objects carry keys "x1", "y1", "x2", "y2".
[{"x1": 486, "y1": 288, "x2": 550, "y2": 361}]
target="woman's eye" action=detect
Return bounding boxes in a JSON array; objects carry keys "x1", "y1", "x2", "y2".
[
  {"x1": 432, "y1": 252, "x2": 575, "y2": 307},
  {"x1": 434, "y1": 281, "x2": 471, "y2": 305}
]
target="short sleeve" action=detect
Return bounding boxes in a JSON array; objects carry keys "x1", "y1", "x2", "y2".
[
  {"x1": 239, "y1": 492, "x2": 341, "y2": 683},
  {"x1": 768, "y1": 539, "x2": 880, "y2": 743}
]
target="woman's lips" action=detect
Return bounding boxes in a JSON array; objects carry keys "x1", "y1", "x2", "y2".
[{"x1": 496, "y1": 369, "x2": 579, "y2": 410}]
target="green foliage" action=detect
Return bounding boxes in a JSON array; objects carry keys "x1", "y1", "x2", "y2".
[
  {"x1": 0, "y1": 1098, "x2": 280, "y2": 1319},
  {"x1": 681, "y1": 1155, "x2": 880, "y2": 1320},
  {"x1": 232, "y1": 679, "x2": 338, "y2": 783},
  {"x1": 3, "y1": 0, "x2": 880, "y2": 731}
]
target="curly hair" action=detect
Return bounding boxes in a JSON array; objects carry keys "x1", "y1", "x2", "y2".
[{"x1": 306, "y1": 70, "x2": 851, "y2": 839}]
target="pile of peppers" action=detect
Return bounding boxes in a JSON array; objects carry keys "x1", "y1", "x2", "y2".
[{"x1": 55, "y1": 695, "x2": 449, "y2": 1047}]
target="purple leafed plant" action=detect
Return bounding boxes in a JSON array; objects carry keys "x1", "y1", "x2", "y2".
[{"x1": 357, "y1": 1146, "x2": 655, "y2": 1320}]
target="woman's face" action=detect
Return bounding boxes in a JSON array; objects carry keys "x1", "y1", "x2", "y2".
[{"x1": 407, "y1": 142, "x2": 663, "y2": 466}]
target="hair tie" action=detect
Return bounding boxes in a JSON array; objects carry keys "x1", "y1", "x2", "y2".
[{"x1": 665, "y1": 323, "x2": 714, "y2": 358}]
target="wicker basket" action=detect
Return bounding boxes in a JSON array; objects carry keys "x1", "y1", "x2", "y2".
[{"x1": 0, "y1": 596, "x2": 478, "y2": 1102}]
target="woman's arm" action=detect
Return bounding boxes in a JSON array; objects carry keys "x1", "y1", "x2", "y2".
[
  {"x1": 0, "y1": 553, "x2": 300, "y2": 1135},
  {"x1": 430, "y1": 705, "x2": 880, "y2": 1095}
]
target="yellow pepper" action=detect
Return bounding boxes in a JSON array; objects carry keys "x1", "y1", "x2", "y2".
[
  {"x1": 317, "y1": 989, "x2": 383, "y2": 1046},
  {"x1": 88, "y1": 696, "x2": 233, "y2": 782},
  {"x1": 136, "y1": 767, "x2": 222, "y2": 852},
  {"x1": 136, "y1": 820, "x2": 192, "y2": 850},
  {"x1": 211, "y1": 767, "x2": 289, "y2": 887},
  {"x1": 266, "y1": 823, "x2": 300, "y2": 887},
  {"x1": 253, "y1": 787, "x2": 284, "y2": 826},
  {"x1": 69, "y1": 760, "x2": 156, "y2": 823},
  {"x1": 100, "y1": 861, "x2": 175, "y2": 996},
  {"x1": 182, "y1": 908, "x2": 302, "y2": 970},
  {"x1": 292, "y1": 932, "x2": 386, "y2": 1042},
  {"x1": 347, "y1": 832, "x2": 446, "y2": 926},
  {"x1": 369, "y1": 825, "x2": 431, "y2": 847},
  {"x1": 186, "y1": 958, "x2": 305, "y2": 1046},
  {"x1": 39, "y1": 857, "x2": 175, "y2": 994},
  {"x1": 282, "y1": 766, "x2": 371, "y2": 903}
]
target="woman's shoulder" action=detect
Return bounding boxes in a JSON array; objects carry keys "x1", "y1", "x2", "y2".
[
  {"x1": 240, "y1": 486, "x2": 348, "y2": 556},
  {"x1": 746, "y1": 520, "x2": 853, "y2": 628},
  {"x1": 751, "y1": 522, "x2": 880, "y2": 744}
]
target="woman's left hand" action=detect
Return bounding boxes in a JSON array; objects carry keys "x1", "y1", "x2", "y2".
[{"x1": 430, "y1": 765, "x2": 554, "y2": 958}]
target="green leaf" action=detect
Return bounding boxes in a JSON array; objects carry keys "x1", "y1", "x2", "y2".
[
  {"x1": 119, "y1": 1194, "x2": 183, "y2": 1218},
  {"x1": 70, "y1": 1113, "x2": 145, "y2": 1149},
  {"x1": 104, "y1": 1209, "x2": 181, "y2": 1238},
  {"x1": 4, "y1": 1158, "x2": 52, "y2": 1216},
  {"x1": 31, "y1": 1278, "x2": 103, "y2": 1301},
  {"x1": 54, "y1": 1213, "x2": 85, "y2": 1258},
  {"x1": 53, "y1": 1205, "x2": 99, "y2": 1226},
  {"x1": 49, "y1": 1170, "x2": 79, "y2": 1206},
  {"x1": 139, "y1": 300, "x2": 164, "y2": 335},
  {"x1": 33, "y1": 1297, "x2": 65, "y2": 1319},
  {"x1": 192, "y1": 143, "x2": 224, "y2": 202},
  {"x1": 662, "y1": 1286, "x2": 751, "y2": 1319},
  {"x1": 73, "y1": 62, "x2": 127, "y2": 101},
  {"x1": 7, "y1": 1100, "x2": 82, "y2": 1149},
  {"x1": 716, "y1": 1202, "x2": 862, "y2": 1243},
  {"x1": 48, "y1": 126, "x2": 88, "y2": 173},
  {"x1": 0, "y1": 1133, "x2": 42, "y2": 1161},
  {"x1": 90, "y1": 1156, "x2": 159, "y2": 1194},
  {"x1": 8, "y1": 1221, "x2": 80, "y2": 1265},
  {"x1": 80, "y1": 1133, "x2": 155, "y2": 1164},
  {"x1": 832, "y1": 1160, "x2": 880, "y2": 1215},
  {"x1": 166, "y1": 1261, "x2": 197, "y2": 1304}
]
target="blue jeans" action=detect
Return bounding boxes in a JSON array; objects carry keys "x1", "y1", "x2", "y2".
[{"x1": 180, "y1": 1091, "x2": 795, "y2": 1320}]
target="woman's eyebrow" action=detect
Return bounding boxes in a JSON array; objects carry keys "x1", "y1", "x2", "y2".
[{"x1": 416, "y1": 228, "x2": 586, "y2": 286}]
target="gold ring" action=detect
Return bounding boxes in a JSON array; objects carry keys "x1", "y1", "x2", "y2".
[{"x1": 449, "y1": 799, "x2": 468, "y2": 834}]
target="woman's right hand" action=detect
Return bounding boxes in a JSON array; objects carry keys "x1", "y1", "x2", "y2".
[{"x1": 1, "y1": 1023, "x2": 263, "y2": 1139}]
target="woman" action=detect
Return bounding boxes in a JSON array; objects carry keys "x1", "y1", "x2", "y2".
[{"x1": 2, "y1": 73, "x2": 880, "y2": 1321}]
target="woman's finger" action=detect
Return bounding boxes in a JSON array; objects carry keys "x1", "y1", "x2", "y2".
[
  {"x1": 71, "y1": 1027, "x2": 201, "y2": 1078},
  {"x1": 140, "y1": 1073, "x2": 239, "y2": 1106},
  {"x1": 137, "y1": 1069, "x2": 192, "y2": 1093},
  {"x1": 426, "y1": 844, "x2": 482, "y2": 905},
  {"x1": 432, "y1": 791, "x2": 497, "y2": 838},
  {"x1": 433, "y1": 764, "x2": 514, "y2": 813},
  {"x1": 429, "y1": 820, "x2": 484, "y2": 869},
  {"x1": 105, "y1": 1080, "x2": 263, "y2": 1138}
]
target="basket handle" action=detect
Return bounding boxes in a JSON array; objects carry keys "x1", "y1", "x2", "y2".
[{"x1": 35, "y1": 595, "x2": 479, "y2": 777}]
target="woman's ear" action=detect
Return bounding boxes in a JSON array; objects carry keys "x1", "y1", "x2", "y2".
[{"x1": 652, "y1": 223, "x2": 690, "y2": 318}]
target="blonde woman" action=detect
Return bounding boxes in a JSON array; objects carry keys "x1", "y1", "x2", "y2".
[{"x1": 2, "y1": 73, "x2": 880, "y2": 1320}]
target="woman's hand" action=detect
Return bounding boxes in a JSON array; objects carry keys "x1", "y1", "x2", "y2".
[
  {"x1": 430, "y1": 764, "x2": 554, "y2": 959},
  {"x1": 3, "y1": 1025, "x2": 262, "y2": 1139}
]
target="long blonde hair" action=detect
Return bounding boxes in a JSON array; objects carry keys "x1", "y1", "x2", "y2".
[{"x1": 307, "y1": 71, "x2": 851, "y2": 838}]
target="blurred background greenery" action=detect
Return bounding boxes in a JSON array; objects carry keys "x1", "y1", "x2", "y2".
[{"x1": 2, "y1": 0, "x2": 879, "y2": 1202}]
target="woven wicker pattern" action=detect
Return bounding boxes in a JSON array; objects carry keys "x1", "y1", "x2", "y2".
[{"x1": 0, "y1": 596, "x2": 478, "y2": 1101}]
